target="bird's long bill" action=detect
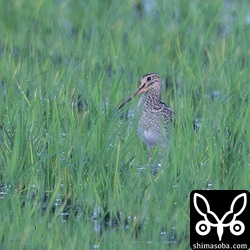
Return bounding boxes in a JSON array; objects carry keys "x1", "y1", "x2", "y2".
[
  {"x1": 134, "y1": 87, "x2": 141, "y2": 97},
  {"x1": 134, "y1": 84, "x2": 146, "y2": 97},
  {"x1": 117, "y1": 96, "x2": 132, "y2": 110}
]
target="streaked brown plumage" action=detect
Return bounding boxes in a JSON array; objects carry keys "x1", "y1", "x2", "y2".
[{"x1": 119, "y1": 73, "x2": 174, "y2": 148}]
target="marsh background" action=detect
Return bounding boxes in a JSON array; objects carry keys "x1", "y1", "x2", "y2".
[{"x1": 0, "y1": 0, "x2": 249, "y2": 249}]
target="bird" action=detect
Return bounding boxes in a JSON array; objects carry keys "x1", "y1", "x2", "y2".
[{"x1": 118, "y1": 73, "x2": 174, "y2": 148}]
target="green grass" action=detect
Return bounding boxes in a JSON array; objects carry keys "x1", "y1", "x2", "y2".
[{"x1": 0, "y1": 0, "x2": 249, "y2": 249}]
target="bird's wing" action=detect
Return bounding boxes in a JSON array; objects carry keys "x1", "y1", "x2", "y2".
[{"x1": 160, "y1": 101, "x2": 174, "y2": 125}]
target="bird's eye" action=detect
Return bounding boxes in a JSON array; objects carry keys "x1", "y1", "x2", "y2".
[{"x1": 147, "y1": 76, "x2": 152, "y2": 81}]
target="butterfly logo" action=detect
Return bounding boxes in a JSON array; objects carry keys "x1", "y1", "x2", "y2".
[{"x1": 193, "y1": 193, "x2": 247, "y2": 241}]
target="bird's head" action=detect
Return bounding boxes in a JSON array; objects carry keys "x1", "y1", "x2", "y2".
[{"x1": 134, "y1": 73, "x2": 161, "y2": 97}]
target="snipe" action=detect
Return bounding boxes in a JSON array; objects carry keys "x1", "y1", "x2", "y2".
[{"x1": 119, "y1": 73, "x2": 174, "y2": 148}]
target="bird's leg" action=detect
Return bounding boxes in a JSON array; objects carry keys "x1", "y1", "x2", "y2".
[{"x1": 148, "y1": 146, "x2": 153, "y2": 165}]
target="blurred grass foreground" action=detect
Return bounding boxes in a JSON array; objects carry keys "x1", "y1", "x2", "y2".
[{"x1": 0, "y1": 0, "x2": 249, "y2": 249}]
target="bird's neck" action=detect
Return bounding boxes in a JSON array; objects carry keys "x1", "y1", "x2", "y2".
[
  {"x1": 145, "y1": 88, "x2": 161, "y2": 106},
  {"x1": 135, "y1": 88, "x2": 162, "y2": 112}
]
